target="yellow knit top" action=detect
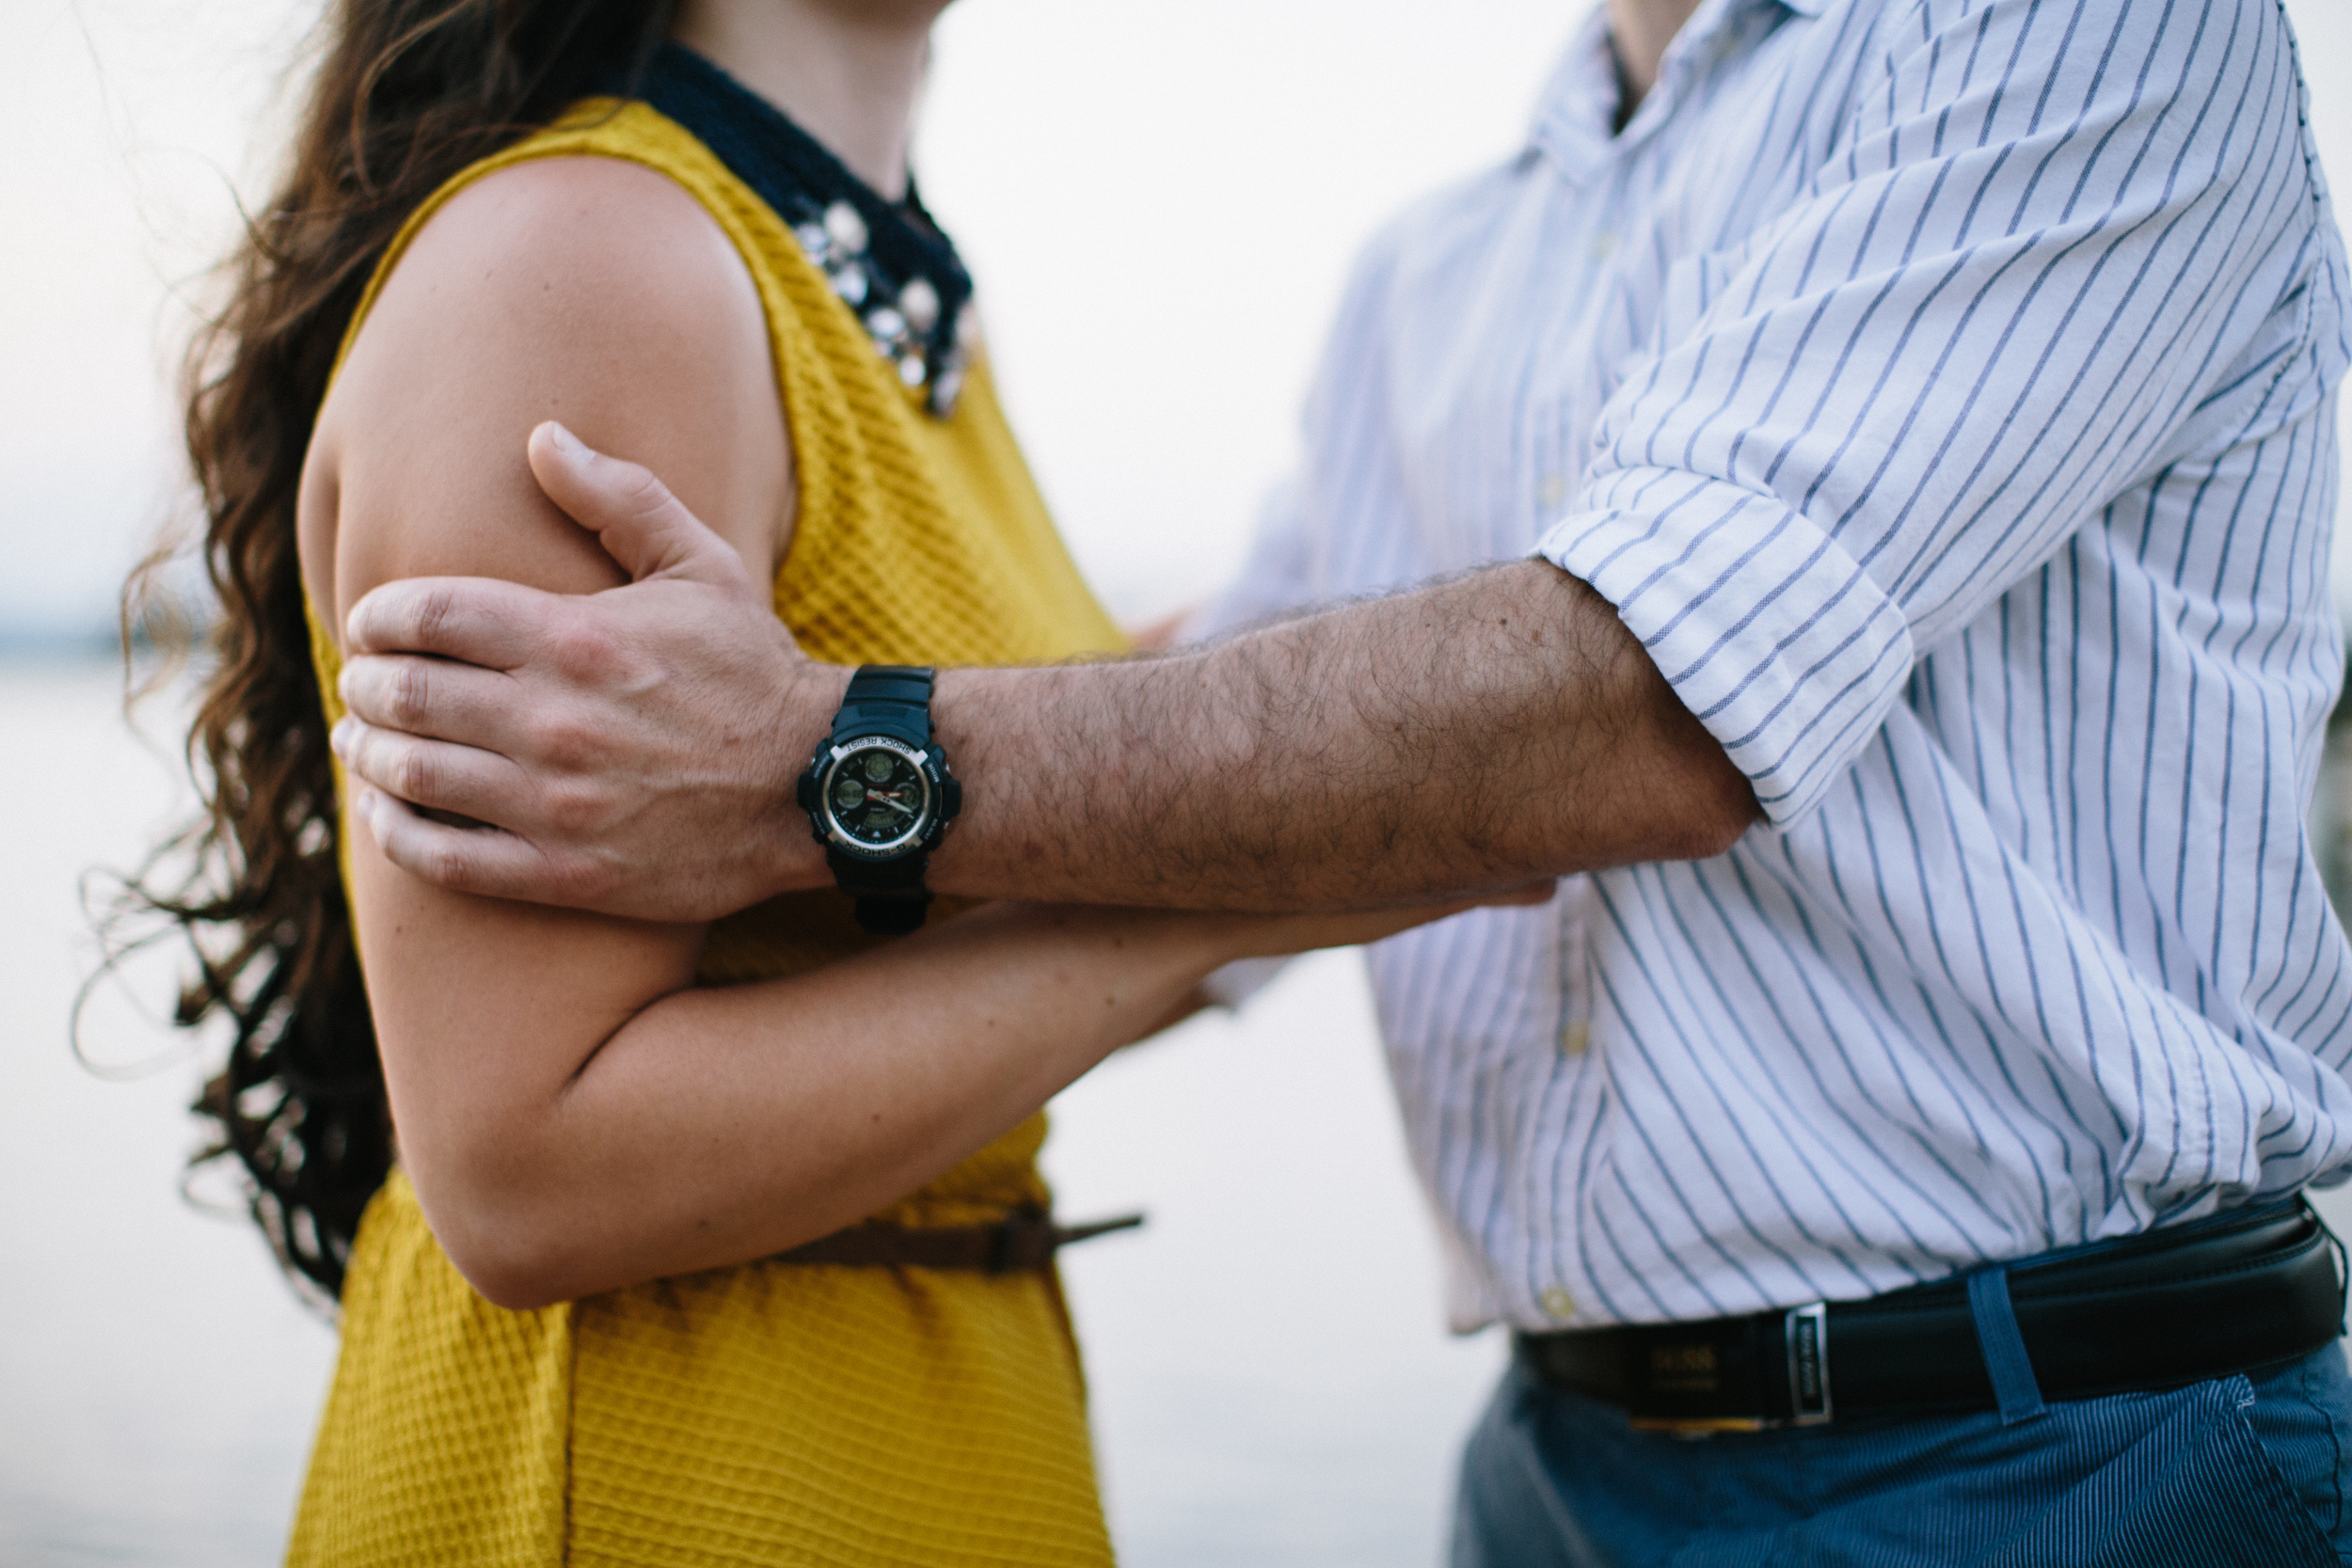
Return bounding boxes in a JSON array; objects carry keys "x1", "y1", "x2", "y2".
[{"x1": 286, "y1": 96, "x2": 1125, "y2": 1568}]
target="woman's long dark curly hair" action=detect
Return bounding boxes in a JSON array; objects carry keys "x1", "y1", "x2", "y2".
[{"x1": 121, "y1": 0, "x2": 674, "y2": 1301}]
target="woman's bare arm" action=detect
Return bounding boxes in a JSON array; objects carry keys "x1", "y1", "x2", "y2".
[{"x1": 307, "y1": 155, "x2": 1454, "y2": 1311}]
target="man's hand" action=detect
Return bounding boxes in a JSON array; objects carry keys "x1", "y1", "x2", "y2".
[{"x1": 334, "y1": 421, "x2": 840, "y2": 922}]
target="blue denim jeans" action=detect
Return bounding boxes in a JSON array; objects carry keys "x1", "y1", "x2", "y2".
[{"x1": 1452, "y1": 1343, "x2": 2352, "y2": 1567}]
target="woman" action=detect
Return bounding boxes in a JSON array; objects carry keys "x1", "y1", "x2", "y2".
[{"x1": 142, "y1": 0, "x2": 1486, "y2": 1560}]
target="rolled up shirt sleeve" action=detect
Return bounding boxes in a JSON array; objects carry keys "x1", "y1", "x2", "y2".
[
  {"x1": 1546, "y1": 474, "x2": 1915, "y2": 824},
  {"x1": 1538, "y1": 0, "x2": 2328, "y2": 825}
]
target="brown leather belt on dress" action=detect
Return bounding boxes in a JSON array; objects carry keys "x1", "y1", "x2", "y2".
[
  {"x1": 771, "y1": 1209, "x2": 1144, "y2": 1274},
  {"x1": 1517, "y1": 1198, "x2": 2346, "y2": 1431}
]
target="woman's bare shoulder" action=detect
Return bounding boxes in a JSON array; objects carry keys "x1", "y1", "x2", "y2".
[
  {"x1": 362, "y1": 154, "x2": 772, "y2": 378},
  {"x1": 305, "y1": 153, "x2": 791, "y2": 633}
]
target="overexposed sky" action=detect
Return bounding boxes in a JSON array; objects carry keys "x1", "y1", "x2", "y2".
[{"x1": 3, "y1": 0, "x2": 2349, "y2": 637}]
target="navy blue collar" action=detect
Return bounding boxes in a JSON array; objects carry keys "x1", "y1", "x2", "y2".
[{"x1": 613, "y1": 43, "x2": 977, "y2": 415}]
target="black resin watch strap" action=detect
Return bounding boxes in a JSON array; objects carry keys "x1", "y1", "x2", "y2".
[
  {"x1": 833, "y1": 665, "x2": 935, "y2": 741},
  {"x1": 829, "y1": 844, "x2": 931, "y2": 936},
  {"x1": 827, "y1": 665, "x2": 940, "y2": 936}
]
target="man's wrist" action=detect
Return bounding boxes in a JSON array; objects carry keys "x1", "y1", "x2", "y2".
[{"x1": 918, "y1": 662, "x2": 1022, "y2": 899}]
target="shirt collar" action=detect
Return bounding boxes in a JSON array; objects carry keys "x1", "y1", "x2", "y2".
[{"x1": 1527, "y1": 0, "x2": 1823, "y2": 182}]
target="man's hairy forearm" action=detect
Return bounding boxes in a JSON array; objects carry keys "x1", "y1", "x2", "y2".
[{"x1": 928, "y1": 560, "x2": 1759, "y2": 911}]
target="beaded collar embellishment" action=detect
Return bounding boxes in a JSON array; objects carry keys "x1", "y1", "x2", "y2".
[
  {"x1": 789, "y1": 199, "x2": 978, "y2": 418},
  {"x1": 626, "y1": 45, "x2": 977, "y2": 419}
]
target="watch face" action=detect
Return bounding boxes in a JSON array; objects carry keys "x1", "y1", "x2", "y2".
[{"x1": 819, "y1": 739, "x2": 932, "y2": 854}]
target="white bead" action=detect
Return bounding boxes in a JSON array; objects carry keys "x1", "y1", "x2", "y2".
[
  {"x1": 794, "y1": 223, "x2": 832, "y2": 263},
  {"x1": 898, "y1": 277, "x2": 940, "y2": 334},
  {"x1": 929, "y1": 367, "x2": 964, "y2": 416},
  {"x1": 823, "y1": 200, "x2": 868, "y2": 255},
  {"x1": 830, "y1": 266, "x2": 868, "y2": 306},
  {"x1": 898, "y1": 354, "x2": 928, "y2": 388},
  {"x1": 866, "y1": 307, "x2": 907, "y2": 344}
]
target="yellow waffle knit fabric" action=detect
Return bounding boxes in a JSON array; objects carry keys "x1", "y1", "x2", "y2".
[{"x1": 286, "y1": 98, "x2": 1127, "y2": 1567}]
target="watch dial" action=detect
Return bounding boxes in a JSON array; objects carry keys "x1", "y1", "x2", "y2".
[{"x1": 825, "y1": 745, "x2": 929, "y2": 849}]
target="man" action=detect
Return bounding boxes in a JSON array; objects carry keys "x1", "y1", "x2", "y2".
[{"x1": 328, "y1": 0, "x2": 2352, "y2": 1559}]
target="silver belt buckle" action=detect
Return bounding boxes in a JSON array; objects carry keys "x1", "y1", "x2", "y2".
[{"x1": 1785, "y1": 1301, "x2": 1833, "y2": 1425}]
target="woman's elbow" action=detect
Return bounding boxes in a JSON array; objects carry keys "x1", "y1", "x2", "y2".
[
  {"x1": 448, "y1": 1238, "x2": 575, "y2": 1314},
  {"x1": 406, "y1": 1147, "x2": 584, "y2": 1312}
]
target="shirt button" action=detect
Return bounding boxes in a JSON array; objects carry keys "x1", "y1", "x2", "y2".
[
  {"x1": 1541, "y1": 1286, "x2": 1577, "y2": 1320},
  {"x1": 1560, "y1": 1021, "x2": 1590, "y2": 1055},
  {"x1": 1538, "y1": 473, "x2": 1566, "y2": 510}
]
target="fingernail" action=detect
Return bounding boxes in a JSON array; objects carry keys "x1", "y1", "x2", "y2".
[
  {"x1": 353, "y1": 788, "x2": 378, "y2": 831},
  {"x1": 547, "y1": 420, "x2": 586, "y2": 460},
  {"x1": 329, "y1": 718, "x2": 353, "y2": 760}
]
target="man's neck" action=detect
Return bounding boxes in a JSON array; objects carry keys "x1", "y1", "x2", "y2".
[
  {"x1": 672, "y1": 0, "x2": 946, "y2": 201},
  {"x1": 1607, "y1": 0, "x2": 1707, "y2": 128}
]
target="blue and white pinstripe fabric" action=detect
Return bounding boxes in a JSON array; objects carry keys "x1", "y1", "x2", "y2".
[{"x1": 1208, "y1": 0, "x2": 2352, "y2": 1331}]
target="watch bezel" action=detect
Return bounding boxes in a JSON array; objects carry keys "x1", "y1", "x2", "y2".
[{"x1": 812, "y1": 735, "x2": 939, "y2": 860}]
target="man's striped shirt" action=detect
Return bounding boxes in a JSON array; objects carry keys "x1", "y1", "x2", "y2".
[{"x1": 1211, "y1": 0, "x2": 2352, "y2": 1329}]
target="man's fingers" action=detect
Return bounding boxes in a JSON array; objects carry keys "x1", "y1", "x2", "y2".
[
  {"x1": 528, "y1": 420, "x2": 751, "y2": 587},
  {"x1": 352, "y1": 787, "x2": 558, "y2": 904},
  {"x1": 338, "y1": 653, "x2": 522, "y2": 752},
  {"x1": 345, "y1": 575, "x2": 555, "y2": 667},
  {"x1": 333, "y1": 716, "x2": 528, "y2": 827}
]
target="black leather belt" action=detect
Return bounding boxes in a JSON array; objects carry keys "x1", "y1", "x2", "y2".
[
  {"x1": 1517, "y1": 1198, "x2": 2346, "y2": 1431},
  {"x1": 771, "y1": 1209, "x2": 1143, "y2": 1274}
]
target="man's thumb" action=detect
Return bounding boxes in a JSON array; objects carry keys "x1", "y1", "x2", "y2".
[{"x1": 528, "y1": 421, "x2": 742, "y2": 585}]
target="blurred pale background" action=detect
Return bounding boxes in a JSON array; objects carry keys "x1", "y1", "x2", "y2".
[{"x1": 5, "y1": 2, "x2": 2351, "y2": 1563}]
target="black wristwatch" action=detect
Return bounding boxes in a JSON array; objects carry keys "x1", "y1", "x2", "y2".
[{"x1": 796, "y1": 665, "x2": 961, "y2": 936}]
